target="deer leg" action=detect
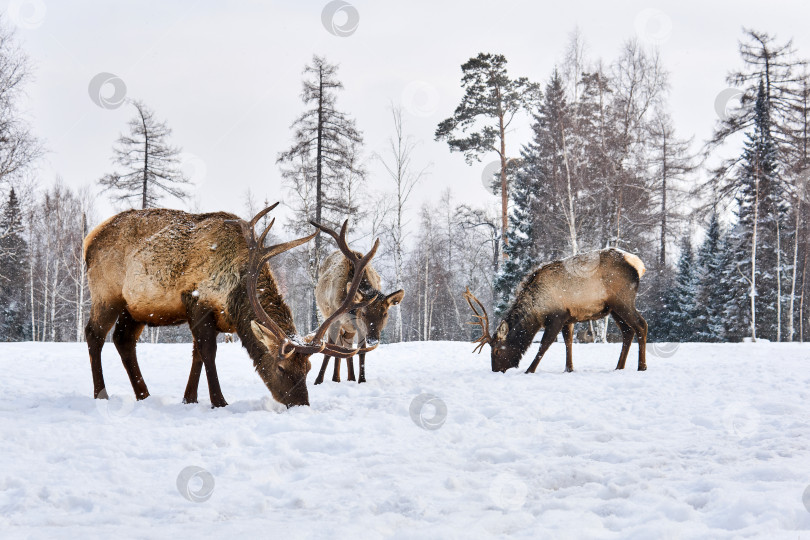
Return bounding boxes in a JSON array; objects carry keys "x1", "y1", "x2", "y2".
[
  {"x1": 611, "y1": 313, "x2": 635, "y2": 370},
  {"x1": 183, "y1": 344, "x2": 203, "y2": 403},
  {"x1": 85, "y1": 303, "x2": 122, "y2": 399},
  {"x1": 314, "y1": 356, "x2": 330, "y2": 385},
  {"x1": 346, "y1": 357, "x2": 356, "y2": 381},
  {"x1": 525, "y1": 316, "x2": 564, "y2": 374},
  {"x1": 358, "y1": 351, "x2": 366, "y2": 383},
  {"x1": 633, "y1": 313, "x2": 648, "y2": 371},
  {"x1": 613, "y1": 306, "x2": 648, "y2": 371},
  {"x1": 112, "y1": 309, "x2": 149, "y2": 400},
  {"x1": 332, "y1": 357, "x2": 342, "y2": 382},
  {"x1": 561, "y1": 321, "x2": 575, "y2": 373},
  {"x1": 189, "y1": 308, "x2": 227, "y2": 407},
  {"x1": 342, "y1": 329, "x2": 356, "y2": 381}
]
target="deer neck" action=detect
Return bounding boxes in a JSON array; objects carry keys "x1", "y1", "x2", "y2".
[
  {"x1": 228, "y1": 267, "x2": 296, "y2": 371},
  {"x1": 502, "y1": 304, "x2": 544, "y2": 359}
]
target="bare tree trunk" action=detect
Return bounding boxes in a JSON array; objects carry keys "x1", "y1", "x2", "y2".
[
  {"x1": 29, "y1": 249, "x2": 36, "y2": 342},
  {"x1": 50, "y1": 262, "x2": 59, "y2": 341},
  {"x1": 750, "y1": 174, "x2": 759, "y2": 342},
  {"x1": 76, "y1": 212, "x2": 87, "y2": 342},
  {"x1": 776, "y1": 219, "x2": 782, "y2": 341},
  {"x1": 313, "y1": 67, "x2": 324, "y2": 330},
  {"x1": 423, "y1": 251, "x2": 429, "y2": 340},
  {"x1": 660, "y1": 132, "x2": 668, "y2": 267},
  {"x1": 497, "y1": 87, "x2": 508, "y2": 254},
  {"x1": 800, "y1": 247, "x2": 807, "y2": 342},
  {"x1": 41, "y1": 255, "x2": 49, "y2": 341},
  {"x1": 141, "y1": 109, "x2": 149, "y2": 209},
  {"x1": 788, "y1": 201, "x2": 800, "y2": 341},
  {"x1": 560, "y1": 128, "x2": 578, "y2": 255}
]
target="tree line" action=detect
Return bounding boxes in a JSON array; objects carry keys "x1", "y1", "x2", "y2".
[{"x1": 1, "y1": 18, "x2": 807, "y2": 344}]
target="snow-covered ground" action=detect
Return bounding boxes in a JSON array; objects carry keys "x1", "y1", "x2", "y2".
[{"x1": 1, "y1": 340, "x2": 809, "y2": 539}]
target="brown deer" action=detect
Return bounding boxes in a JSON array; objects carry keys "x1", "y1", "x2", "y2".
[
  {"x1": 311, "y1": 221, "x2": 404, "y2": 384},
  {"x1": 465, "y1": 248, "x2": 648, "y2": 373},
  {"x1": 83, "y1": 204, "x2": 379, "y2": 408}
]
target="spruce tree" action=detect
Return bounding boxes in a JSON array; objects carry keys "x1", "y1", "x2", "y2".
[
  {"x1": 0, "y1": 188, "x2": 28, "y2": 340},
  {"x1": 666, "y1": 236, "x2": 699, "y2": 341},
  {"x1": 493, "y1": 165, "x2": 536, "y2": 316},
  {"x1": 726, "y1": 80, "x2": 787, "y2": 341},
  {"x1": 694, "y1": 212, "x2": 728, "y2": 341}
]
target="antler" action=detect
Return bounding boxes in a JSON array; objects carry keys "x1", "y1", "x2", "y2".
[
  {"x1": 239, "y1": 204, "x2": 317, "y2": 358},
  {"x1": 463, "y1": 286, "x2": 492, "y2": 354},
  {"x1": 306, "y1": 219, "x2": 381, "y2": 358}
]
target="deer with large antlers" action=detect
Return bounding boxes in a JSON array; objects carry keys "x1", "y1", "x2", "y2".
[
  {"x1": 311, "y1": 221, "x2": 404, "y2": 384},
  {"x1": 83, "y1": 204, "x2": 379, "y2": 408},
  {"x1": 465, "y1": 248, "x2": 648, "y2": 373}
]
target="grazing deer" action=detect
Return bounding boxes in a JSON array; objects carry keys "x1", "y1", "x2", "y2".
[
  {"x1": 312, "y1": 221, "x2": 404, "y2": 384},
  {"x1": 83, "y1": 204, "x2": 378, "y2": 408},
  {"x1": 465, "y1": 248, "x2": 648, "y2": 373}
]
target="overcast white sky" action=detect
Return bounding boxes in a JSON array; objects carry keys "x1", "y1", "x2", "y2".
[{"x1": 4, "y1": 0, "x2": 810, "y2": 228}]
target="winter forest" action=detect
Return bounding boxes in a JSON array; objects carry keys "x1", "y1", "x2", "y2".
[{"x1": 1, "y1": 19, "x2": 809, "y2": 347}]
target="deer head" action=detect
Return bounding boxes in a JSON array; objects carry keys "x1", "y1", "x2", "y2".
[
  {"x1": 463, "y1": 287, "x2": 520, "y2": 372},
  {"x1": 348, "y1": 288, "x2": 404, "y2": 344},
  {"x1": 239, "y1": 210, "x2": 381, "y2": 405},
  {"x1": 313, "y1": 219, "x2": 404, "y2": 345}
]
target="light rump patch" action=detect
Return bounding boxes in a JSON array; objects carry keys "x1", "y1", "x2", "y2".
[{"x1": 614, "y1": 248, "x2": 647, "y2": 278}]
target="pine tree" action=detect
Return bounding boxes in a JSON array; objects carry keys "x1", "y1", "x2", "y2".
[
  {"x1": 435, "y1": 53, "x2": 540, "y2": 256},
  {"x1": 0, "y1": 187, "x2": 28, "y2": 340},
  {"x1": 99, "y1": 100, "x2": 190, "y2": 209}
]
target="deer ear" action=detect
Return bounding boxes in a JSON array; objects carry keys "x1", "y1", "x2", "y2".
[
  {"x1": 496, "y1": 321, "x2": 509, "y2": 340},
  {"x1": 251, "y1": 320, "x2": 278, "y2": 349},
  {"x1": 385, "y1": 290, "x2": 405, "y2": 306}
]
